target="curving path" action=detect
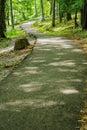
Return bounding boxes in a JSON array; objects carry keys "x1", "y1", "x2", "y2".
[{"x1": 0, "y1": 21, "x2": 87, "y2": 130}]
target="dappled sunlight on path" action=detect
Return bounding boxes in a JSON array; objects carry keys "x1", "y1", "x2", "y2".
[{"x1": 0, "y1": 21, "x2": 87, "y2": 130}]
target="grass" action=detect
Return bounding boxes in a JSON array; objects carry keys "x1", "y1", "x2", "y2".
[
  {"x1": 0, "y1": 41, "x2": 11, "y2": 48},
  {"x1": 33, "y1": 18, "x2": 87, "y2": 54},
  {"x1": 5, "y1": 28, "x2": 25, "y2": 38},
  {"x1": 0, "y1": 28, "x2": 26, "y2": 48},
  {"x1": 33, "y1": 18, "x2": 87, "y2": 39}
]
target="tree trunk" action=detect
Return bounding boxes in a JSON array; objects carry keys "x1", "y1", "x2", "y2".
[
  {"x1": 52, "y1": 0, "x2": 55, "y2": 27},
  {"x1": 0, "y1": 0, "x2": 6, "y2": 38},
  {"x1": 40, "y1": 0, "x2": 45, "y2": 21},
  {"x1": 59, "y1": 13, "x2": 63, "y2": 23},
  {"x1": 81, "y1": 8, "x2": 83, "y2": 26},
  {"x1": 50, "y1": 1, "x2": 52, "y2": 15},
  {"x1": 10, "y1": 0, "x2": 14, "y2": 29},
  {"x1": 7, "y1": 8, "x2": 10, "y2": 25},
  {"x1": 74, "y1": 11, "x2": 78, "y2": 28},
  {"x1": 34, "y1": 0, "x2": 37, "y2": 16},
  {"x1": 56, "y1": 2, "x2": 60, "y2": 22},
  {"x1": 66, "y1": 13, "x2": 72, "y2": 21},
  {"x1": 82, "y1": 0, "x2": 87, "y2": 29}
]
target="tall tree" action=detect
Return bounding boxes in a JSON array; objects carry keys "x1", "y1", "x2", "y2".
[
  {"x1": 56, "y1": 1, "x2": 60, "y2": 22},
  {"x1": 0, "y1": 0, "x2": 6, "y2": 38},
  {"x1": 34, "y1": 0, "x2": 38, "y2": 16},
  {"x1": 40, "y1": 0, "x2": 45, "y2": 21},
  {"x1": 52, "y1": 0, "x2": 55, "y2": 27},
  {"x1": 82, "y1": 0, "x2": 87, "y2": 29},
  {"x1": 10, "y1": 0, "x2": 14, "y2": 29}
]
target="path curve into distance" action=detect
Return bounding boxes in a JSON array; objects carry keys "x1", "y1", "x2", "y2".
[{"x1": 0, "y1": 21, "x2": 87, "y2": 130}]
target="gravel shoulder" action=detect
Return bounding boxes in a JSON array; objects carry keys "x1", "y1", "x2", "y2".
[{"x1": 0, "y1": 35, "x2": 36, "y2": 82}]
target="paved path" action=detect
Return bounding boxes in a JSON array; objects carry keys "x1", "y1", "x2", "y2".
[{"x1": 0, "y1": 21, "x2": 87, "y2": 130}]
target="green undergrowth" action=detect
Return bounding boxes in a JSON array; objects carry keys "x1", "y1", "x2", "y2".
[
  {"x1": 33, "y1": 19, "x2": 87, "y2": 40},
  {"x1": 0, "y1": 28, "x2": 26, "y2": 48},
  {"x1": 0, "y1": 40, "x2": 11, "y2": 48},
  {"x1": 6, "y1": 28, "x2": 25, "y2": 38}
]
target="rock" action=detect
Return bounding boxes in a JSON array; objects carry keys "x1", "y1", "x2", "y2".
[{"x1": 14, "y1": 37, "x2": 30, "y2": 50}]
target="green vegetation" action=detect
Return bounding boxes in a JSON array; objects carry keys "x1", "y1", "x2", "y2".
[
  {"x1": 0, "y1": 28, "x2": 25, "y2": 48},
  {"x1": 0, "y1": 41, "x2": 11, "y2": 48},
  {"x1": 6, "y1": 28, "x2": 25, "y2": 38},
  {"x1": 33, "y1": 18, "x2": 87, "y2": 40}
]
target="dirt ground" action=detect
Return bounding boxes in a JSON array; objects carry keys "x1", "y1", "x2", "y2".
[{"x1": 0, "y1": 47, "x2": 33, "y2": 82}]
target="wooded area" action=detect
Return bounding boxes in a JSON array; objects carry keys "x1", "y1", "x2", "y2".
[{"x1": 0, "y1": 0, "x2": 87, "y2": 38}]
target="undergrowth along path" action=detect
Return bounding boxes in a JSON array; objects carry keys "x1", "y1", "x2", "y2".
[{"x1": 0, "y1": 21, "x2": 87, "y2": 130}]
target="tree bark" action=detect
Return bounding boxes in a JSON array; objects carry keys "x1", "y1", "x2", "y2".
[
  {"x1": 82, "y1": 0, "x2": 87, "y2": 29},
  {"x1": 74, "y1": 11, "x2": 78, "y2": 28},
  {"x1": 0, "y1": 0, "x2": 6, "y2": 38},
  {"x1": 56, "y1": 2, "x2": 60, "y2": 22},
  {"x1": 50, "y1": 1, "x2": 52, "y2": 15},
  {"x1": 34, "y1": 0, "x2": 37, "y2": 16},
  {"x1": 10, "y1": 0, "x2": 14, "y2": 29},
  {"x1": 40, "y1": 0, "x2": 45, "y2": 21},
  {"x1": 7, "y1": 8, "x2": 10, "y2": 25},
  {"x1": 66, "y1": 13, "x2": 72, "y2": 21},
  {"x1": 52, "y1": 0, "x2": 55, "y2": 27}
]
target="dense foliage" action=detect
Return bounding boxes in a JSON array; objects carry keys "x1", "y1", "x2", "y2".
[{"x1": 5, "y1": 0, "x2": 83, "y2": 24}]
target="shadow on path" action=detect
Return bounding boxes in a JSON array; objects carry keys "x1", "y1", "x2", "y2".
[{"x1": 0, "y1": 21, "x2": 87, "y2": 130}]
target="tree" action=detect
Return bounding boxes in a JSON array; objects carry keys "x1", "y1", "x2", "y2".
[
  {"x1": 10, "y1": 0, "x2": 14, "y2": 29},
  {"x1": 71, "y1": 0, "x2": 82, "y2": 27},
  {"x1": 40, "y1": 0, "x2": 45, "y2": 21},
  {"x1": 52, "y1": 0, "x2": 56, "y2": 27},
  {"x1": 34, "y1": 0, "x2": 38, "y2": 16},
  {"x1": 6, "y1": 2, "x2": 10, "y2": 26},
  {"x1": 82, "y1": 0, "x2": 87, "y2": 29},
  {"x1": 0, "y1": 0, "x2": 6, "y2": 38}
]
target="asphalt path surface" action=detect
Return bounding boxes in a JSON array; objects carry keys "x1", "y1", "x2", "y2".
[{"x1": 0, "y1": 21, "x2": 87, "y2": 130}]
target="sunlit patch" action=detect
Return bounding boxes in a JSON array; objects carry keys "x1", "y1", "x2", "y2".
[
  {"x1": 19, "y1": 82, "x2": 42, "y2": 92},
  {"x1": 24, "y1": 70, "x2": 41, "y2": 74},
  {"x1": 56, "y1": 79, "x2": 82, "y2": 83},
  {"x1": 72, "y1": 49, "x2": 83, "y2": 52},
  {"x1": 60, "y1": 89, "x2": 79, "y2": 94},
  {"x1": 48, "y1": 60, "x2": 75, "y2": 67},
  {"x1": 0, "y1": 99, "x2": 57, "y2": 111},
  {"x1": 37, "y1": 48, "x2": 51, "y2": 51},
  {"x1": 71, "y1": 79, "x2": 82, "y2": 82},
  {"x1": 60, "y1": 44, "x2": 73, "y2": 49},
  {"x1": 13, "y1": 72, "x2": 21, "y2": 76},
  {"x1": 37, "y1": 37, "x2": 73, "y2": 46},
  {"x1": 53, "y1": 58, "x2": 60, "y2": 60},
  {"x1": 24, "y1": 67, "x2": 41, "y2": 74},
  {"x1": 56, "y1": 53, "x2": 64, "y2": 56},
  {"x1": 21, "y1": 87, "x2": 40, "y2": 92},
  {"x1": 83, "y1": 62, "x2": 87, "y2": 65},
  {"x1": 58, "y1": 68, "x2": 78, "y2": 72},
  {"x1": 31, "y1": 60, "x2": 46, "y2": 63},
  {"x1": 32, "y1": 57, "x2": 45, "y2": 60},
  {"x1": 37, "y1": 39, "x2": 50, "y2": 44},
  {"x1": 59, "y1": 101, "x2": 65, "y2": 105}
]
